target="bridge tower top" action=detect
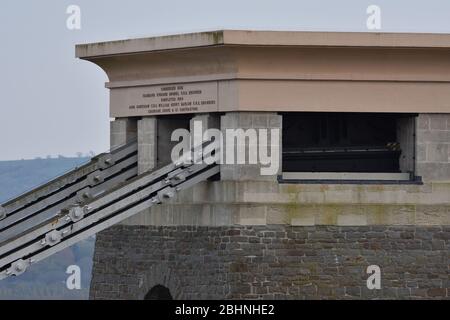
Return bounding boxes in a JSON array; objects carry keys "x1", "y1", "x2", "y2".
[{"x1": 76, "y1": 30, "x2": 450, "y2": 117}]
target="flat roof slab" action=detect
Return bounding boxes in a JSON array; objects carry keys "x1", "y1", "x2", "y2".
[{"x1": 76, "y1": 30, "x2": 450, "y2": 58}]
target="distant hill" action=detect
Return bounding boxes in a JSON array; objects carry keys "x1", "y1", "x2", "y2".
[
  {"x1": 0, "y1": 157, "x2": 95, "y2": 300},
  {"x1": 0, "y1": 157, "x2": 90, "y2": 202}
]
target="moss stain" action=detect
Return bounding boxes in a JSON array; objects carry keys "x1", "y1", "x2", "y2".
[{"x1": 210, "y1": 31, "x2": 224, "y2": 45}]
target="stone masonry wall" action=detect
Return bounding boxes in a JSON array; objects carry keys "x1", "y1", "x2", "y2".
[
  {"x1": 90, "y1": 225, "x2": 449, "y2": 300},
  {"x1": 417, "y1": 114, "x2": 450, "y2": 182}
]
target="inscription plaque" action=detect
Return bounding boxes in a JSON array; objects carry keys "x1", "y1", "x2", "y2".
[{"x1": 110, "y1": 82, "x2": 218, "y2": 117}]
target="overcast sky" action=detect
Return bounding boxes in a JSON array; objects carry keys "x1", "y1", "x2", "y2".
[{"x1": 1, "y1": 0, "x2": 450, "y2": 160}]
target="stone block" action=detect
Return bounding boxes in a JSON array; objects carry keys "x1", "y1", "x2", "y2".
[
  {"x1": 238, "y1": 205, "x2": 267, "y2": 225},
  {"x1": 417, "y1": 163, "x2": 450, "y2": 181},
  {"x1": 137, "y1": 117, "x2": 157, "y2": 174},
  {"x1": 427, "y1": 143, "x2": 448, "y2": 162},
  {"x1": 417, "y1": 115, "x2": 430, "y2": 130},
  {"x1": 416, "y1": 143, "x2": 427, "y2": 162},
  {"x1": 416, "y1": 205, "x2": 449, "y2": 225},
  {"x1": 429, "y1": 115, "x2": 448, "y2": 130},
  {"x1": 110, "y1": 118, "x2": 137, "y2": 148},
  {"x1": 337, "y1": 213, "x2": 367, "y2": 226},
  {"x1": 417, "y1": 130, "x2": 450, "y2": 144}
]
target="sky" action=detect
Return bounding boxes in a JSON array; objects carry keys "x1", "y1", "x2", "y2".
[{"x1": 1, "y1": 0, "x2": 450, "y2": 160}]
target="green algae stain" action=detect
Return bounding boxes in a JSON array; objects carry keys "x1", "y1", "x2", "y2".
[{"x1": 210, "y1": 31, "x2": 224, "y2": 45}]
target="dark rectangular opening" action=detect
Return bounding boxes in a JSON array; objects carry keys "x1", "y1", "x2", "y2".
[{"x1": 282, "y1": 112, "x2": 416, "y2": 175}]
